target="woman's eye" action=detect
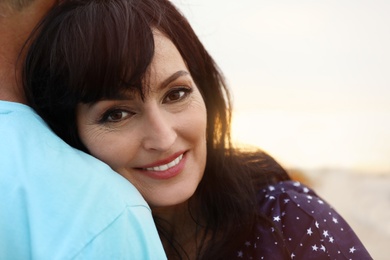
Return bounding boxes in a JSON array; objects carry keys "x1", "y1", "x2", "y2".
[
  {"x1": 101, "y1": 110, "x2": 132, "y2": 123},
  {"x1": 164, "y1": 88, "x2": 191, "y2": 103}
]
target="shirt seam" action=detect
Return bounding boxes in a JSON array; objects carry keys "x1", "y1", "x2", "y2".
[{"x1": 70, "y1": 204, "x2": 151, "y2": 259}]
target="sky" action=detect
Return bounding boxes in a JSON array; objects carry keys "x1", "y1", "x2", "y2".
[{"x1": 172, "y1": 0, "x2": 390, "y2": 174}]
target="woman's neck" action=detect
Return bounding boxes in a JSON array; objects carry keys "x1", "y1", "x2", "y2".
[{"x1": 152, "y1": 202, "x2": 207, "y2": 259}]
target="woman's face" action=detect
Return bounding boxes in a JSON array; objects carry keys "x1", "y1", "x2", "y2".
[{"x1": 76, "y1": 32, "x2": 207, "y2": 209}]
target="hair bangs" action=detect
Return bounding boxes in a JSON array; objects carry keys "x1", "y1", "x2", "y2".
[{"x1": 51, "y1": 0, "x2": 155, "y2": 104}]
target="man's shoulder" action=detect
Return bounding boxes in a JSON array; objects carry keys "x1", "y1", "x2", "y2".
[
  {"x1": 0, "y1": 101, "x2": 158, "y2": 259},
  {"x1": 0, "y1": 100, "x2": 47, "y2": 135},
  {"x1": 0, "y1": 101, "x2": 145, "y2": 206}
]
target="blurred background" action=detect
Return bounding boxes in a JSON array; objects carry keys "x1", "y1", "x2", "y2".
[{"x1": 172, "y1": 0, "x2": 390, "y2": 258}]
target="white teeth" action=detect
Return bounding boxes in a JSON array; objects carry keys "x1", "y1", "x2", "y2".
[{"x1": 146, "y1": 154, "x2": 183, "y2": 171}]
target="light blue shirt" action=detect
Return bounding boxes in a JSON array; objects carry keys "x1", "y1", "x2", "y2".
[{"x1": 0, "y1": 101, "x2": 166, "y2": 259}]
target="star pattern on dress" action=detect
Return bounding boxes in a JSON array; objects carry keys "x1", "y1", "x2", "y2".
[
  {"x1": 230, "y1": 181, "x2": 372, "y2": 259},
  {"x1": 323, "y1": 230, "x2": 329, "y2": 237}
]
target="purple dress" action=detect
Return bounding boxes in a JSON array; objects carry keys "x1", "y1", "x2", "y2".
[{"x1": 229, "y1": 181, "x2": 372, "y2": 259}]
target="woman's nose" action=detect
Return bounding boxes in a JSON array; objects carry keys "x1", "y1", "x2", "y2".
[{"x1": 141, "y1": 108, "x2": 177, "y2": 151}]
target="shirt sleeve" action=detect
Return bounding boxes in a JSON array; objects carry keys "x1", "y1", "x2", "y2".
[{"x1": 258, "y1": 181, "x2": 373, "y2": 259}]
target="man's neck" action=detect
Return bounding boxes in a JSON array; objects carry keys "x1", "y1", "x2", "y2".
[
  {"x1": 0, "y1": 51, "x2": 26, "y2": 103},
  {"x1": 0, "y1": 20, "x2": 24, "y2": 103},
  {"x1": 0, "y1": 0, "x2": 55, "y2": 104},
  {"x1": 0, "y1": 81, "x2": 26, "y2": 103}
]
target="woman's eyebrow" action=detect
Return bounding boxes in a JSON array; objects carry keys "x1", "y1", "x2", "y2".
[
  {"x1": 86, "y1": 91, "x2": 137, "y2": 108},
  {"x1": 160, "y1": 70, "x2": 190, "y2": 89}
]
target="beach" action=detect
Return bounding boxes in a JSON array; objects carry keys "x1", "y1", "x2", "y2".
[{"x1": 295, "y1": 169, "x2": 390, "y2": 260}]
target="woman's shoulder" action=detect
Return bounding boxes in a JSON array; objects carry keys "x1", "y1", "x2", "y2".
[
  {"x1": 257, "y1": 180, "x2": 321, "y2": 208},
  {"x1": 254, "y1": 180, "x2": 373, "y2": 259},
  {"x1": 256, "y1": 180, "x2": 340, "y2": 239}
]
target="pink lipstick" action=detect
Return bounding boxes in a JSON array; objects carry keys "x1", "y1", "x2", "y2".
[{"x1": 138, "y1": 152, "x2": 186, "y2": 180}]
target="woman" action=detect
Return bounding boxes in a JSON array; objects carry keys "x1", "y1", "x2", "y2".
[{"x1": 24, "y1": 0, "x2": 372, "y2": 259}]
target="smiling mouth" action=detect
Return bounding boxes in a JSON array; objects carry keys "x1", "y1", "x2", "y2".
[{"x1": 144, "y1": 154, "x2": 184, "y2": 172}]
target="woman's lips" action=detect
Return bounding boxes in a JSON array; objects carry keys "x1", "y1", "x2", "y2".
[
  {"x1": 137, "y1": 152, "x2": 187, "y2": 180},
  {"x1": 145, "y1": 154, "x2": 183, "y2": 171}
]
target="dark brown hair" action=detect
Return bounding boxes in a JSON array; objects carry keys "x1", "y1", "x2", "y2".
[{"x1": 24, "y1": 0, "x2": 290, "y2": 258}]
